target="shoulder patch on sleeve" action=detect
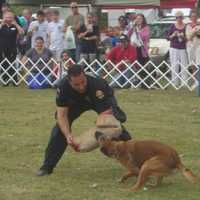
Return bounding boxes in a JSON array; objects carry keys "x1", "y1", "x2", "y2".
[{"x1": 96, "y1": 90, "x2": 105, "y2": 99}]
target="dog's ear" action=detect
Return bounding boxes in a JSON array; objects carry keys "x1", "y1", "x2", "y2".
[{"x1": 95, "y1": 131, "x2": 103, "y2": 141}]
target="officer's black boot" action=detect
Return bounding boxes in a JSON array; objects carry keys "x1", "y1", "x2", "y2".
[{"x1": 36, "y1": 167, "x2": 53, "y2": 176}]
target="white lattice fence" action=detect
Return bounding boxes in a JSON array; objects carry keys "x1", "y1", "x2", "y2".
[{"x1": 0, "y1": 57, "x2": 199, "y2": 91}]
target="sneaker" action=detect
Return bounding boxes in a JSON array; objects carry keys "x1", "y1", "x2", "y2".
[{"x1": 36, "y1": 168, "x2": 53, "y2": 177}]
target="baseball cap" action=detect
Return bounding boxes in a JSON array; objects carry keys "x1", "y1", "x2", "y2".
[{"x1": 119, "y1": 34, "x2": 129, "y2": 41}]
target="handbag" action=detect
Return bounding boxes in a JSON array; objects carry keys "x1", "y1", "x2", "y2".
[
  {"x1": 65, "y1": 26, "x2": 76, "y2": 49},
  {"x1": 130, "y1": 27, "x2": 144, "y2": 47}
]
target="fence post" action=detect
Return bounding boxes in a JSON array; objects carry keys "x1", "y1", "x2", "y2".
[{"x1": 198, "y1": 65, "x2": 200, "y2": 97}]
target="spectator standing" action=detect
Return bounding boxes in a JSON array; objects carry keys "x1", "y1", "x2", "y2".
[
  {"x1": 167, "y1": 11, "x2": 188, "y2": 87},
  {"x1": 18, "y1": 8, "x2": 33, "y2": 56},
  {"x1": 65, "y1": 2, "x2": 85, "y2": 61},
  {"x1": 65, "y1": 2, "x2": 84, "y2": 33},
  {"x1": 0, "y1": 11, "x2": 24, "y2": 86},
  {"x1": 0, "y1": 3, "x2": 21, "y2": 26},
  {"x1": 130, "y1": 14, "x2": 151, "y2": 89},
  {"x1": 43, "y1": 8, "x2": 53, "y2": 23},
  {"x1": 47, "y1": 9, "x2": 65, "y2": 60},
  {"x1": 118, "y1": 15, "x2": 129, "y2": 35},
  {"x1": 186, "y1": 10, "x2": 200, "y2": 66},
  {"x1": 78, "y1": 12, "x2": 99, "y2": 64},
  {"x1": 130, "y1": 14, "x2": 150, "y2": 65},
  {"x1": 28, "y1": 10, "x2": 48, "y2": 48}
]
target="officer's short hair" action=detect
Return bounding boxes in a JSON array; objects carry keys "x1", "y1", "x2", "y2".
[{"x1": 68, "y1": 64, "x2": 85, "y2": 80}]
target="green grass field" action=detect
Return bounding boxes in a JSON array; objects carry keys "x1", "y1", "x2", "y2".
[{"x1": 0, "y1": 86, "x2": 200, "y2": 200}]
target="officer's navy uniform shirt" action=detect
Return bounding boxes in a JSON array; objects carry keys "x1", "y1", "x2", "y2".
[{"x1": 56, "y1": 75, "x2": 114, "y2": 114}]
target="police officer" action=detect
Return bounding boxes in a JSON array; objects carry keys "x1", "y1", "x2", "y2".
[
  {"x1": 37, "y1": 64, "x2": 131, "y2": 176},
  {"x1": 0, "y1": 10, "x2": 24, "y2": 85}
]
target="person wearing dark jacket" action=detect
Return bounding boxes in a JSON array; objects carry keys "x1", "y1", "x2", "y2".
[{"x1": 0, "y1": 10, "x2": 24, "y2": 86}]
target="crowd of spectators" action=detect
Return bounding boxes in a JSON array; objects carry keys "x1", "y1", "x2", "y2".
[
  {"x1": 0, "y1": 2, "x2": 200, "y2": 89},
  {"x1": 169, "y1": 10, "x2": 200, "y2": 87}
]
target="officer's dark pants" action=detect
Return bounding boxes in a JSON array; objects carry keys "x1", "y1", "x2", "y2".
[
  {"x1": 0, "y1": 48, "x2": 18, "y2": 84},
  {"x1": 41, "y1": 105, "x2": 89, "y2": 172},
  {"x1": 41, "y1": 105, "x2": 131, "y2": 172}
]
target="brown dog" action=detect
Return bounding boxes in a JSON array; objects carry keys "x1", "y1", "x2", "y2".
[{"x1": 96, "y1": 132, "x2": 198, "y2": 192}]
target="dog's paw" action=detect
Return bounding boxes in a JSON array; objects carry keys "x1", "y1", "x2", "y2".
[
  {"x1": 119, "y1": 187, "x2": 130, "y2": 193},
  {"x1": 117, "y1": 178, "x2": 125, "y2": 183},
  {"x1": 116, "y1": 178, "x2": 123, "y2": 183},
  {"x1": 129, "y1": 188, "x2": 138, "y2": 192},
  {"x1": 130, "y1": 186, "x2": 141, "y2": 192}
]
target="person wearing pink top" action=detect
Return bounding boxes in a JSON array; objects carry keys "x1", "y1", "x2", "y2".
[
  {"x1": 129, "y1": 14, "x2": 152, "y2": 89},
  {"x1": 167, "y1": 11, "x2": 188, "y2": 87},
  {"x1": 130, "y1": 14, "x2": 150, "y2": 65}
]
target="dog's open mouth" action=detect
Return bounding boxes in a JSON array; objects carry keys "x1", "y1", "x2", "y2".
[
  {"x1": 95, "y1": 131, "x2": 104, "y2": 141},
  {"x1": 100, "y1": 147, "x2": 111, "y2": 157}
]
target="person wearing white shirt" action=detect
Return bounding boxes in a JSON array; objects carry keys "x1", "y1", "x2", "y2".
[
  {"x1": 28, "y1": 10, "x2": 48, "y2": 48},
  {"x1": 186, "y1": 10, "x2": 200, "y2": 66},
  {"x1": 47, "y1": 9, "x2": 65, "y2": 60}
]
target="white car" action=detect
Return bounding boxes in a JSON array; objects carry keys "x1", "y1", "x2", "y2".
[{"x1": 149, "y1": 18, "x2": 173, "y2": 65}]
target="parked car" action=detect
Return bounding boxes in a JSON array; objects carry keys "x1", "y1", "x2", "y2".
[
  {"x1": 149, "y1": 17, "x2": 190, "y2": 65},
  {"x1": 149, "y1": 18, "x2": 173, "y2": 65}
]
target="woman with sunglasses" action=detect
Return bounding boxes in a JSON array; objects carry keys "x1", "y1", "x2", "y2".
[{"x1": 167, "y1": 11, "x2": 189, "y2": 87}]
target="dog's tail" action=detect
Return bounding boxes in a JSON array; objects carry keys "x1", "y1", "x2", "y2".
[{"x1": 177, "y1": 163, "x2": 199, "y2": 183}]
